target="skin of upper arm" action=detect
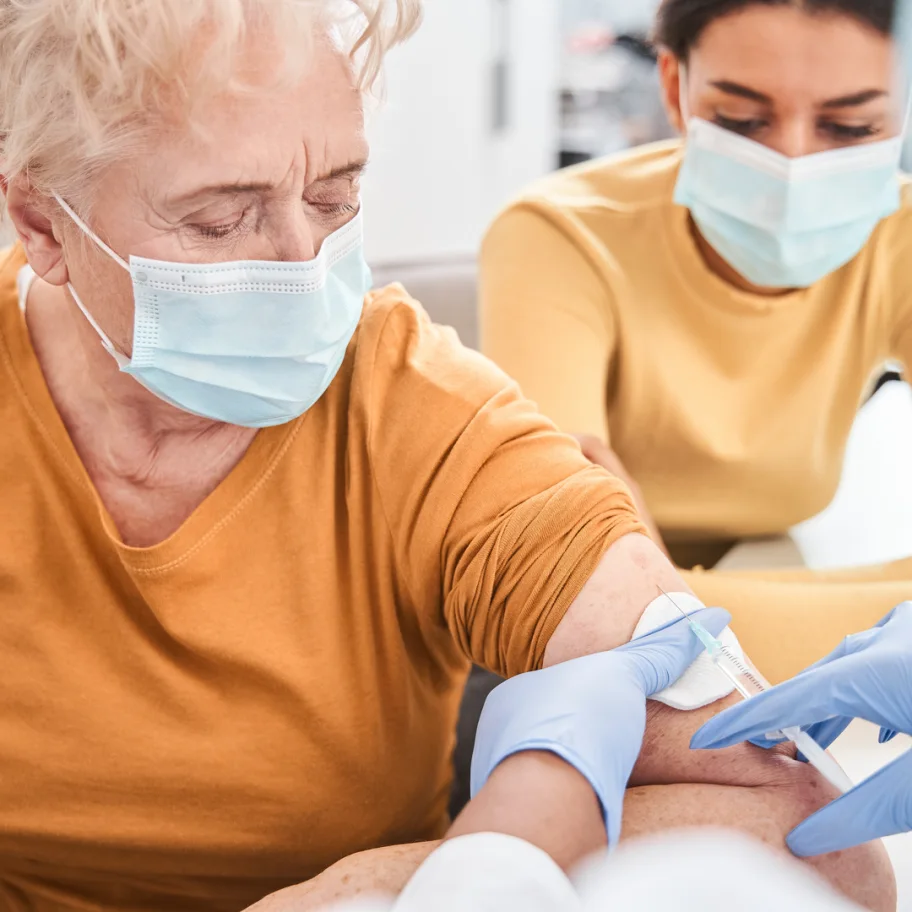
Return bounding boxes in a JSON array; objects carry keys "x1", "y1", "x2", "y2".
[
  {"x1": 543, "y1": 533, "x2": 820, "y2": 789},
  {"x1": 479, "y1": 203, "x2": 616, "y2": 442},
  {"x1": 542, "y1": 532, "x2": 897, "y2": 910}
]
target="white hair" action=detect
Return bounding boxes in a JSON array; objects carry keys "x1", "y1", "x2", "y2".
[{"x1": 0, "y1": 0, "x2": 422, "y2": 215}]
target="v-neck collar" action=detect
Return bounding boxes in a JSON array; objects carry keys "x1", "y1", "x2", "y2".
[{"x1": 0, "y1": 244, "x2": 303, "y2": 574}]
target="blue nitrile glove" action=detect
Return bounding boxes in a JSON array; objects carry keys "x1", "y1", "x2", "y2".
[
  {"x1": 470, "y1": 607, "x2": 732, "y2": 847},
  {"x1": 691, "y1": 601, "x2": 912, "y2": 857}
]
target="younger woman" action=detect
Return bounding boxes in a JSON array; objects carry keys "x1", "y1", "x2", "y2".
[{"x1": 481, "y1": 0, "x2": 912, "y2": 680}]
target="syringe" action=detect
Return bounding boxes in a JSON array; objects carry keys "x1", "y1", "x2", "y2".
[{"x1": 661, "y1": 589, "x2": 853, "y2": 794}]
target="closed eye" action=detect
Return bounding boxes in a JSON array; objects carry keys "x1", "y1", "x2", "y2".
[
  {"x1": 191, "y1": 209, "x2": 252, "y2": 240},
  {"x1": 819, "y1": 121, "x2": 882, "y2": 142},
  {"x1": 713, "y1": 114, "x2": 769, "y2": 136},
  {"x1": 310, "y1": 201, "x2": 358, "y2": 215}
]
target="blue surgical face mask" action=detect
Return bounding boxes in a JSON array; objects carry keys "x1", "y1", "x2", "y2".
[
  {"x1": 673, "y1": 86, "x2": 905, "y2": 289},
  {"x1": 54, "y1": 193, "x2": 371, "y2": 428}
]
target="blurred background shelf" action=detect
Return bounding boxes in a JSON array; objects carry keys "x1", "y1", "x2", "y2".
[{"x1": 363, "y1": 0, "x2": 677, "y2": 266}]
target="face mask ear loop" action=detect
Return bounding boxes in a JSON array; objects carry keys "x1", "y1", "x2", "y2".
[
  {"x1": 52, "y1": 192, "x2": 130, "y2": 363},
  {"x1": 52, "y1": 193, "x2": 130, "y2": 272},
  {"x1": 64, "y1": 281, "x2": 127, "y2": 363}
]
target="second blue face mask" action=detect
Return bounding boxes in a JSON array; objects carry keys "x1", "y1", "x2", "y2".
[{"x1": 674, "y1": 116, "x2": 904, "y2": 290}]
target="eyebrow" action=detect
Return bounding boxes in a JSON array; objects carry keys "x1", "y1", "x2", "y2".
[
  {"x1": 171, "y1": 161, "x2": 368, "y2": 205},
  {"x1": 709, "y1": 80, "x2": 771, "y2": 104},
  {"x1": 820, "y1": 89, "x2": 887, "y2": 109},
  {"x1": 709, "y1": 80, "x2": 887, "y2": 110},
  {"x1": 314, "y1": 161, "x2": 369, "y2": 182}
]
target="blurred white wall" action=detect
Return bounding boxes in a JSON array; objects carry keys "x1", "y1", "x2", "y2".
[
  {"x1": 791, "y1": 380, "x2": 912, "y2": 568},
  {"x1": 362, "y1": 0, "x2": 560, "y2": 265},
  {"x1": 561, "y1": 0, "x2": 659, "y2": 33}
]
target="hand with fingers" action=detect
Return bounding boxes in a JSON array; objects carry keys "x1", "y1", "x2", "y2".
[
  {"x1": 691, "y1": 601, "x2": 912, "y2": 857},
  {"x1": 471, "y1": 607, "x2": 732, "y2": 847}
]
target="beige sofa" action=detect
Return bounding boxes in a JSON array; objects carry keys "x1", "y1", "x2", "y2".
[{"x1": 372, "y1": 259, "x2": 480, "y2": 351}]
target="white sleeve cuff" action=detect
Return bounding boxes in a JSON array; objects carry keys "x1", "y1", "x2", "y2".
[{"x1": 392, "y1": 833, "x2": 581, "y2": 912}]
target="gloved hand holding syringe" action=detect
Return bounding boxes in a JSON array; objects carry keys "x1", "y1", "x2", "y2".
[{"x1": 659, "y1": 588, "x2": 854, "y2": 795}]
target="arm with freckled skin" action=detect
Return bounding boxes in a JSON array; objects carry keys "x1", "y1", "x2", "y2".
[
  {"x1": 245, "y1": 535, "x2": 895, "y2": 912},
  {"x1": 535, "y1": 534, "x2": 895, "y2": 911},
  {"x1": 244, "y1": 724, "x2": 892, "y2": 912}
]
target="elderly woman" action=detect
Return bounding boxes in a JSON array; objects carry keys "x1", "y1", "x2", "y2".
[{"x1": 0, "y1": 1, "x2": 894, "y2": 911}]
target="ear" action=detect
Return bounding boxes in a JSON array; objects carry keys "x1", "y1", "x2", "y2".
[
  {"x1": 658, "y1": 49, "x2": 686, "y2": 134},
  {"x1": 3, "y1": 174, "x2": 70, "y2": 286}
]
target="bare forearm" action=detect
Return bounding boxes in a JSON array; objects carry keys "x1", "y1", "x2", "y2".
[
  {"x1": 446, "y1": 751, "x2": 606, "y2": 870},
  {"x1": 243, "y1": 842, "x2": 438, "y2": 912},
  {"x1": 622, "y1": 781, "x2": 896, "y2": 912},
  {"x1": 449, "y1": 708, "x2": 895, "y2": 911}
]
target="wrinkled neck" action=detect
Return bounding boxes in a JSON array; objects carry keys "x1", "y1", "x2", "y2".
[{"x1": 28, "y1": 276, "x2": 227, "y2": 442}]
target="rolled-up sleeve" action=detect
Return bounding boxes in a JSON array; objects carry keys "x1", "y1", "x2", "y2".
[{"x1": 364, "y1": 288, "x2": 644, "y2": 678}]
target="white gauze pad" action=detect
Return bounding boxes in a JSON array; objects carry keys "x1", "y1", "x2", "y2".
[{"x1": 632, "y1": 592, "x2": 744, "y2": 710}]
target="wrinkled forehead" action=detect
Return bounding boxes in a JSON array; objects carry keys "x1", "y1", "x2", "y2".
[{"x1": 126, "y1": 32, "x2": 367, "y2": 207}]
